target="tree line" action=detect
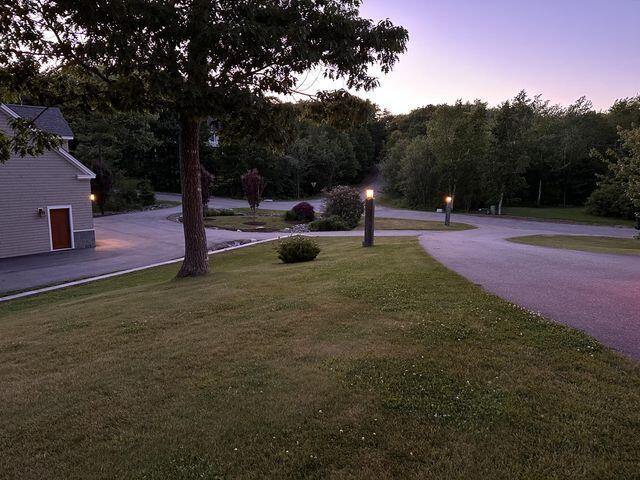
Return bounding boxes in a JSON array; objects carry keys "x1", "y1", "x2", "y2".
[{"x1": 381, "y1": 92, "x2": 640, "y2": 216}]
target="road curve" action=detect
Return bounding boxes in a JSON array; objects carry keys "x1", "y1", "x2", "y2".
[{"x1": 2, "y1": 193, "x2": 639, "y2": 361}]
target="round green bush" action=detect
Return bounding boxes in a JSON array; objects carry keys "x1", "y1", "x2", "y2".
[
  {"x1": 323, "y1": 185, "x2": 363, "y2": 228},
  {"x1": 586, "y1": 181, "x2": 635, "y2": 219},
  {"x1": 276, "y1": 236, "x2": 321, "y2": 263},
  {"x1": 308, "y1": 215, "x2": 349, "y2": 231}
]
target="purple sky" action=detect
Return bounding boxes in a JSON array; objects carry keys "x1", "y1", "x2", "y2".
[{"x1": 294, "y1": 0, "x2": 640, "y2": 113}]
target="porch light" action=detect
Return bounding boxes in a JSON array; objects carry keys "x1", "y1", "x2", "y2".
[
  {"x1": 366, "y1": 189, "x2": 374, "y2": 200},
  {"x1": 90, "y1": 194, "x2": 95, "y2": 201}
]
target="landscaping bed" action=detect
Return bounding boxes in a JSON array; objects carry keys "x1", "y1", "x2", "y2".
[
  {"x1": 1, "y1": 238, "x2": 638, "y2": 479},
  {"x1": 203, "y1": 208, "x2": 472, "y2": 232}
]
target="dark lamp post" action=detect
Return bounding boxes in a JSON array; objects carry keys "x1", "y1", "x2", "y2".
[
  {"x1": 363, "y1": 189, "x2": 375, "y2": 247},
  {"x1": 444, "y1": 196, "x2": 453, "y2": 226}
]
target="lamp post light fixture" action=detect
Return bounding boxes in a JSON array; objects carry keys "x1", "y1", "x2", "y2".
[
  {"x1": 444, "y1": 196, "x2": 453, "y2": 226},
  {"x1": 363, "y1": 189, "x2": 375, "y2": 247}
]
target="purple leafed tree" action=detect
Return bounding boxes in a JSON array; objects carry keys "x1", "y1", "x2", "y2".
[
  {"x1": 200, "y1": 165, "x2": 214, "y2": 211},
  {"x1": 241, "y1": 169, "x2": 267, "y2": 217}
]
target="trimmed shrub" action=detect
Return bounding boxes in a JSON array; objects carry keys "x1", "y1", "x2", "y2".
[
  {"x1": 291, "y1": 202, "x2": 315, "y2": 222},
  {"x1": 204, "y1": 208, "x2": 235, "y2": 217},
  {"x1": 308, "y1": 215, "x2": 349, "y2": 231},
  {"x1": 586, "y1": 181, "x2": 635, "y2": 219},
  {"x1": 276, "y1": 235, "x2": 321, "y2": 263},
  {"x1": 323, "y1": 185, "x2": 363, "y2": 228},
  {"x1": 137, "y1": 179, "x2": 156, "y2": 206}
]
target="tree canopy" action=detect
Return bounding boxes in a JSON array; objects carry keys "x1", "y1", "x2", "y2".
[{"x1": 1, "y1": 0, "x2": 408, "y2": 276}]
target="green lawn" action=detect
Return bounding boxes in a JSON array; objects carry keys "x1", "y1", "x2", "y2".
[
  {"x1": 1, "y1": 238, "x2": 639, "y2": 479},
  {"x1": 360, "y1": 217, "x2": 473, "y2": 231},
  {"x1": 204, "y1": 209, "x2": 472, "y2": 232},
  {"x1": 377, "y1": 195, "x2": 635, "y2": 227},
  {"x1": 204, "y1": 213, "x2": 295, "y2": 232},
  {"x1": 509, "y1": 234, "x2": 640, "y2": 256},
  {"x1": 501, "y1": 206, "x2": 635, "y2": 227}
]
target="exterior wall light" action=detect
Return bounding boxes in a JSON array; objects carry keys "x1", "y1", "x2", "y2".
[
  {"x1": 90, "y1": 193, "x2": 96, "y2": 202},
  {"x1": 363, "y1": 189, "x2": 375, "y2": 247}
]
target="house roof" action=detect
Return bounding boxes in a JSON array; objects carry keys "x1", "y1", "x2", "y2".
[
  {"x1": 0, "y1": 104, "x2": 94, "y2": 179},
  {"x1": 3, "y1": 104, "x2": 74, "y2": 139}
]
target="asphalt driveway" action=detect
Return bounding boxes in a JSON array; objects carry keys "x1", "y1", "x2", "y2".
[{"x1": 0, "y1": 205, "x2": 277, "y2": 295}]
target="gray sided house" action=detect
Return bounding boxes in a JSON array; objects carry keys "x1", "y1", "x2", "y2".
[{"x1": 0, "y1": 104, "x2": 96, "y2": 259}]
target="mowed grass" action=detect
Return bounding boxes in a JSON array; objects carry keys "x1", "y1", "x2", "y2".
[
  {"x1": 509, "y1": 234, "x2": 640, "y2": 256},
  {"x1": 377, "y1": 195, "x2": 634, "y2": 227},
  {"x1": 501, "y1": 206, "x2": 635, "y2": 227},
  {"x1": 204, "y1": 208, "x2": 473, "y2": 232},
  {"x1": 204, "y1": 213, "x2": 295, "y2": 232},
  {"x1": 362, "y1": 217, "x2": 473, "y2": 231},
  {"x1": 1, "y1": 238, "x2": 639, "y2": 479}
]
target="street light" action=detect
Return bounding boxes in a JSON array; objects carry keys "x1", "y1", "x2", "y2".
[
  {"x1": 444, "y1": 196, "x2": 453, "y2": 226},
  {"x1": 363, "y1": 189, "x2": 375, "y2": 247}
]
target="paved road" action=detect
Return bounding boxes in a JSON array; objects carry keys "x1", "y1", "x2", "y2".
[
  {"x1": 2, "y1": 192, "x2": 639, "y2": 360},
  {"x1": 369, "y1": 204, "x2": 640, "y2": 359}
]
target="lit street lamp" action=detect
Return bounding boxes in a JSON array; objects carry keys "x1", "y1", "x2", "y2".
[
  {"x1": 444, "y1": 196, "x2": 453, "y2": 226},
  {"x1": 363, "y1": 189, "x2": 375, "y2": 247}
]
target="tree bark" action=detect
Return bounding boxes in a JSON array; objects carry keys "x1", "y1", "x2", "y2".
[
  {"x1": 537, "y1": 179, "x2": 542, "y2": 207},
  {"x1": 177, "y1": 116, "x2": 209, "y2": 277}
]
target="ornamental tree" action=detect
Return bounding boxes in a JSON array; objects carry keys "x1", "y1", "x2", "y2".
[
  {"x1": 241, "y1": 168, "x2": 267, "y2": 217},
  {"x1": 1, "y1": 0, "x2": 408, "y2": 276}
]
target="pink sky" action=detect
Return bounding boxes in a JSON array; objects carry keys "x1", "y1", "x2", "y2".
[{"x1": 290, "y1": 0, "x2": 640, "y2": 113}]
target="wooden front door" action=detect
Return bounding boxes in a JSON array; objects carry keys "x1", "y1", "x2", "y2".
[{"x1": 49, "y1": 208, "x2": 72, "y2": 250}]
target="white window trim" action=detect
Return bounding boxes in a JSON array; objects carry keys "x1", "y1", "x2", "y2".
[
  {"x1": 47, "y1": 205, "x2": 75, "y2": 251},
  {"x1": 57, "y1": 148, "x2": 96, "y2": 178},
  {"x1": 1, "y1": 104, "x2": 93, "y2": 178},
  {"x1": 73, "y1": 228, "x2": 95, "y2": 233}
]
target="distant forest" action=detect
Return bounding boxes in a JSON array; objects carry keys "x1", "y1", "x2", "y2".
[
  {"x1": 382, "y1": 92, "x2": 640, "y2": 217},
  {"x1": 2, "y1": 70, "x2": 639, "y2": 218}
]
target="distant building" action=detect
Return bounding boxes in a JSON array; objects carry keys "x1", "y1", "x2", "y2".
[{"x1": 0, "y1": 104, "x2": 96, "y2": 259}]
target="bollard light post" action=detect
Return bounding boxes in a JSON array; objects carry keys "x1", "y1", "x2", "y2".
[
  {"x1": 363, "y1": 189, "x2": 375, "y2": 247},
  {"x1": 444, "y1": 196, "x2": 452, "y2": 226}
]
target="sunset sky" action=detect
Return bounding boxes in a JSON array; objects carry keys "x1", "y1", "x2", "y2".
[{"x1": 290, "y1": 0, "x2": 640, "y2": 113}]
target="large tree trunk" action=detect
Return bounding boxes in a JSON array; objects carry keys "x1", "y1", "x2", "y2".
[{"x1": 177, "y1": 116, "x2": 209, "y2": 277}]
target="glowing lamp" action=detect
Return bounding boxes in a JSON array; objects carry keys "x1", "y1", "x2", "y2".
[
  {"x1": 445, "y1": 196, "x2": 452, "y2": 204},
  {"x1": 90, "y1": 194, "x2": 96, "y2": 201},
  {"x1": 366, "y1": 189, "x2": 374, "y2": 200}
]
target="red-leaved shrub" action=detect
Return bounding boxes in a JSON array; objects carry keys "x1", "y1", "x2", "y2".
[{"x1": 291, "y1": 202, "x2": 315, "y2": 222}]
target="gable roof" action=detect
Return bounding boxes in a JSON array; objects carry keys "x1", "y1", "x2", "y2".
[
  {"x1": 3, "y1": 104, "x2": 74, "y2": 139},
  {"x1": 0, "y1": 104, "x2": 94, "y2": 179}
]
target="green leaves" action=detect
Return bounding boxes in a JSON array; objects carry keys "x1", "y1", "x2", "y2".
[{"x1": 2, "y1": 1, "x2": 408, "y2": 118}]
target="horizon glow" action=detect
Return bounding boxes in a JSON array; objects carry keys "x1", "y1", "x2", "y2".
[{"x1": 287, "y1": 0, "x2": 640, "y2": 114}]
